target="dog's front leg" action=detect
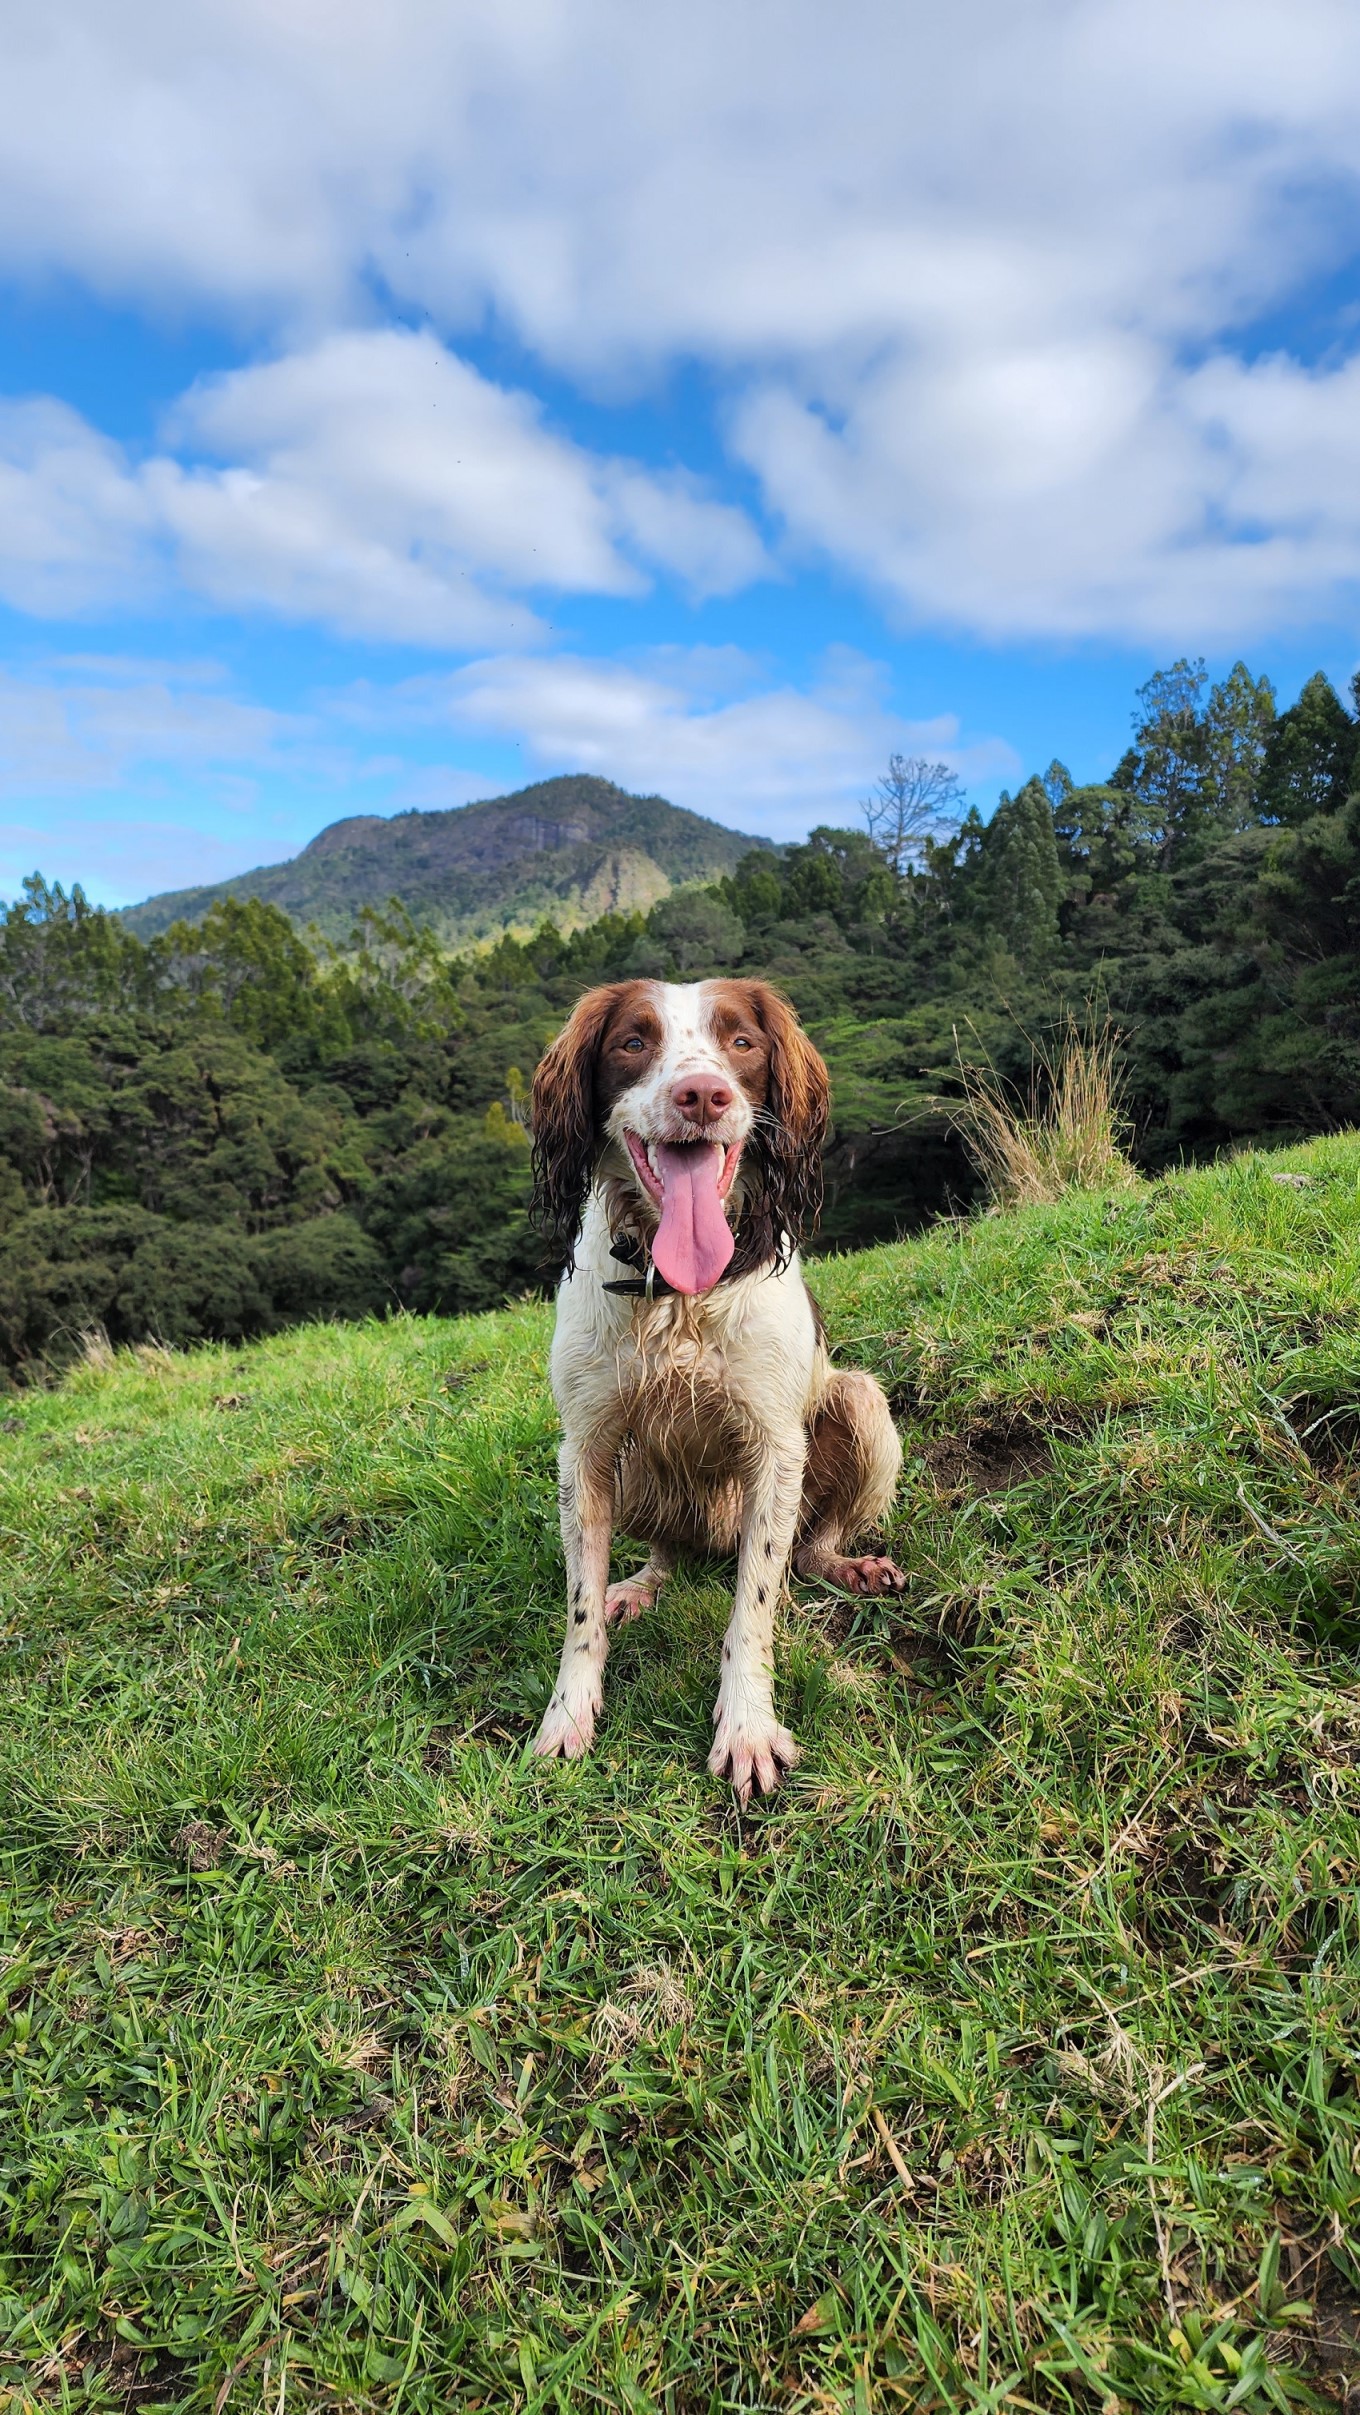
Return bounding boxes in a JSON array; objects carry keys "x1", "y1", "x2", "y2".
[
  {"x1": 531, "y1": 1431, "x2": 618, "y2": 1762},
  {"x1": 709, "y1": 1431, "x2": 806, "y2": 1803}
]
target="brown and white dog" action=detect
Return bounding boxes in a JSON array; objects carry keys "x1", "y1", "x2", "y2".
[{"x1": 528, "y1": 977, "x2": 905, "y2": 1801}]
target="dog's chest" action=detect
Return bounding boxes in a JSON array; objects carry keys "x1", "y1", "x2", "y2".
[{"x1": 614, "y1": 1311, "x2": 759, "y2": 1473}]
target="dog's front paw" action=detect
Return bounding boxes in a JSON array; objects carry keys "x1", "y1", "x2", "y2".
[
  {"x1": 531, "y1": 1690, "x2": 599, "y2": 1761},
  {"x1": 708, "y1": 1710, "x2": 800, "y2": 1805}
]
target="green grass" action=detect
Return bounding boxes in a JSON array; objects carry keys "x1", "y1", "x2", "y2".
[{"x1": 3, "y1": 1135, "x2": 1360, "y2": 2413}]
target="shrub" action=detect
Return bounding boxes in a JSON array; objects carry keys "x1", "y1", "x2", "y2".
[{"x1": 940, "y1": 1013, "x2": 1139, "y2": 1208}]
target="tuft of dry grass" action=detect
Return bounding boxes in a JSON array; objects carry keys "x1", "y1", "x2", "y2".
[{"x1": 941, "y1": 1011, "x2": 1140, "y2": 1208}]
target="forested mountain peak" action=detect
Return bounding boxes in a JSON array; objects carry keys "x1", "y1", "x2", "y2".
[{"x1": 120, "y1": 774, "x2": 767, "y2": 947}]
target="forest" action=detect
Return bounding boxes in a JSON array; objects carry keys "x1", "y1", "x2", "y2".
[{"x1": 2, "y1": 654, "x2": 1358, "y2": 1376}]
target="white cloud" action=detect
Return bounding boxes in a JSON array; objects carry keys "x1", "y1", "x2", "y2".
[
  {"x1": 355, "y1": 644, "x2": 1018, "y2": 838},
  {"x1": 4, "y1": 3, "x2": 1360, "y2": 640},
  {"x1": 5, "y1": 2, "x2": 1358, "y2": 357},
  {"x1": 0, "y1": 657, "x2": 291, "y2": 798},
  {"x1": 0, "y1": 330, "x2": 767, "y2": 645},
  {"x1": 733, "y1": 338, "x2": 1360, "y2": 643},
  {"x1": 0, "y1": 399, "x2": 160, "y2": 617}
]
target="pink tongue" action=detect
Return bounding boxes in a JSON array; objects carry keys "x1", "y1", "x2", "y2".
[{"x1": 651, "y1": 1143, "x2": 734, "y2": 1295}]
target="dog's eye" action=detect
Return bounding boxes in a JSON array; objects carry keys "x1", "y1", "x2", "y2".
[
  {"x1": 731, "y1": 1035, "x2": 753, "y2": 1050},
  {"x1": 621, "y1": 1035, "x2": 646, "y2": 1052}
]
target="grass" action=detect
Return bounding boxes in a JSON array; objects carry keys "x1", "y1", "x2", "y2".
[
  {"x1": 941, "y1": 1016, "x2": 1140, "y2": 1208},
  {"x1": 2, "y1": 1133, "x2": 1360, "y2": 2412}
]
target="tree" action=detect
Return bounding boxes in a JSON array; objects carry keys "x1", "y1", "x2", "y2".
[
  {"x1": 1201, "y1": 661, "x2": 1277, "y2": 833},
  {"x1": 863, "y1": 755, "x2": 965, "y2": 874},
  {"x1": 975, "y1": 777, "x2": 1065, "y2": 961},
  {"x1": 0, "y1": 874, "x2": 153, "y2": 1032},
  {"x1": 1257, "y1": 671, "x2": 1357, "y2": 825},
  {"x1": 785, "y1": 828, "x2": 896, "y2": 921},
  {"x1": 1124, "y1": 658, "x2": 1275, "y2": 863},
  {"x1": 1127, "y1": 658, "x2": 1208, "y2": 863},
  {"x1": 626, "y1": 890, "x2": 746, "y2": 976}
]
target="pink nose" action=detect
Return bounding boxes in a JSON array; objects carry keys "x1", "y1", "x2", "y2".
[{"x1": 672, "y1": 1074, "x2": 734, "y2": 1127}]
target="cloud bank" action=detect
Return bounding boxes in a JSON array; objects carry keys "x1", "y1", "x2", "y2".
[
  {"x1": 0, "y1": 330, "x2": 766, "y2": 645},
  {"x1": 3, "y1": 1, "x2": 1360, "y2": 642}
]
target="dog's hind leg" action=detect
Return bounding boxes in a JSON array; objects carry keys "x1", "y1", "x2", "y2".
[{"x1": 795, "y1": 1370, "x2": 906, "y2": 1596}]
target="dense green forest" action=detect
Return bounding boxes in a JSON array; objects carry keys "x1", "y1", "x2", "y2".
[{"x1": 3, "y1": 655, "x2": 1358, "y2": 1377}]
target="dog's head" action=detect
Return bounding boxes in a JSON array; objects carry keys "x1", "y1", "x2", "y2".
[{"x1": 530, "y1": 977, "x2": 831, "y2": 1292}]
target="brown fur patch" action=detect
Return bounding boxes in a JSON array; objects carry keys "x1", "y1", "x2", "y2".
[
  {"x1": 707, "y1": 979, "x2": 830, "y2": 1274},
  {"x1": 530, "y1": 981, "x2": 660, "y2": 1261}
]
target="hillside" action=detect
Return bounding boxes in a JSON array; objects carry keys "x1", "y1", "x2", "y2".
[
  {"x1": 120, "y1": 774, "x2": 767, "y2": 947},
  {"x1": 3, "y1": 1135, "x2": 1359, "y2": 2408}
]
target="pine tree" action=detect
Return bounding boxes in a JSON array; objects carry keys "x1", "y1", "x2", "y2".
[
  {"x1": 977, "y1": 776, "x2": 1065, "y2": 960},
  {"x1": 1127, "y1": 658, "x2": 1208, "y2": 862},
  {"x1": 1201, "y1": 661, "x2": 1276, "y2": 833},
  {"x1": 1257, "y1": 671, "x2": 1358, "y2": 824}
]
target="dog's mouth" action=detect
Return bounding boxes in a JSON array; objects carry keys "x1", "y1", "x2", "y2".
[{"x1": 622, "y1": 1132, "x2": 744, "y2": 1294}]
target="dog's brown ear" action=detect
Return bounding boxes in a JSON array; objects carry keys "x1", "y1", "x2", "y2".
[
  {"x1": 740, "y1": 981, "x2": 831, "y2": 1265},
  {"x1": 530, "y1": 985, "x2": 622, "y2": 1264}
]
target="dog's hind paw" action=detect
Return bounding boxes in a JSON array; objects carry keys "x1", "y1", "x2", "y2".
[
  {"x1": 605, "y1": 1574, "x2": 660, "y2": 1625},
  {"x1": 824, "y1": 1553, "x2": 907, "y2": 1596}
]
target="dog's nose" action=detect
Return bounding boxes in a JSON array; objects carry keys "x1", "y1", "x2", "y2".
[{"x1": 672, "y1": 1074, "x2": 734, "y2": 1126}]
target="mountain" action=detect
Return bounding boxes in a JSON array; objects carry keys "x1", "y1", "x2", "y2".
[{"x1": 120, "y1": 775, "x2": 768, "y2": 947}]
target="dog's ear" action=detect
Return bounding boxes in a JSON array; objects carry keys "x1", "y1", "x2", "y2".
[
  {"x1": 530, "y1": 985, "x2": 622, "y2": 1263},
  {"x1": 739, "y1": 981, "x2": 831, "y2": 1265}
]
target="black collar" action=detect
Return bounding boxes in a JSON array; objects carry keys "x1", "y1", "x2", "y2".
[
  {"x1": 601, "y1": 1230, "x2": 745, "y2": 1299},
  {"x1": 601, "y1": 1231, "x2": 679, "y2": 1297}
]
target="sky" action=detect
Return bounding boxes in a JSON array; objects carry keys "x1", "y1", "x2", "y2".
[{"x1": 3, "y1": 1, "x2": 1360, "y2": 908}]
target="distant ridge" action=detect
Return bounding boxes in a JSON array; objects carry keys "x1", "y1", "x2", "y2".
[{"x1": 120, "y1": 775, "x2": 769, "y2": 947}]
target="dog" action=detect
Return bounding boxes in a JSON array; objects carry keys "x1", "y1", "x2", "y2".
[{"x1": 528, "y1": 976, "x2": 905, "y2": 1800}]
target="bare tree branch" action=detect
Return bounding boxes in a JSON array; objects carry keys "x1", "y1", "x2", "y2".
[{"x1": 862, "y1": 754, "x2": 965, "y2": 873}]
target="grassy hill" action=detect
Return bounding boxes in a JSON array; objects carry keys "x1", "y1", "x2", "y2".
[
  {"x1": 3, "y1": 1135, "x2": 1359, "y2": 2409},
  {"x1": 119, "y1": 775, "x2": 766, "y2": 948}
]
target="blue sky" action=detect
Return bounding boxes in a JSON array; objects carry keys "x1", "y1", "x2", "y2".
[{"x1": 4, "y1": 0, "x2": 1360, "y2": 907}]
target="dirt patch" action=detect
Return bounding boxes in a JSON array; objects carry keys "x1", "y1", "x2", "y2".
[
  {"x1": 299, "y1": 1504, "x2": 381, "y2": 1558},
  {"x1": 1271, "y1": 2234, "x2": 1360, "y2": 2409},
  {"x1": 175, "y1": 1820, "x2": 227, "y2": 1871},
  {"x1": 442, "y1": 1358, "x2": 492, "y2": 1395},
  {"x1": 1305, "y1": 2266, "x2": 1360, "y2": 2406},
  {"x1": 422, "y1": 1727, "x2": 470, "y2": 1772},
  {"x1": 79, "y1": 2343, "x2": 184, "y2": 2411},
  {"x1": 923, "y1": 1414, "x2": 1053, "y2": 1493},
  {"x1": 1286, "y1": 1394, "x2": 1360, "y2": 1483},
  {"x1": 1136, "y1": 1828, "x2": 1228, "y2": 1945}
]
